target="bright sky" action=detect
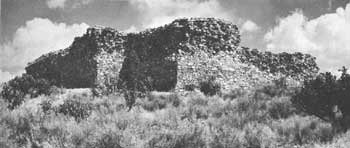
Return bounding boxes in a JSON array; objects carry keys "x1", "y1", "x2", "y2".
[{"x1": 1, "y1": 0, "x2": 350, "y2": 82}]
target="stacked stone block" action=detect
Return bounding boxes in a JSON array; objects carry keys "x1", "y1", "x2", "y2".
[
  {"x1": 26, "y1": 18, "x2": 319, "y2": 94},
  {"x1": 26, "y1": 27, "x2": 125, "y2": 95}
]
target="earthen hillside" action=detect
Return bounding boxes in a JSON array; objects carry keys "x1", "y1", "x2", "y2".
[{"x1": 25, "y1": 18, "x2": 319, "y2": 95}]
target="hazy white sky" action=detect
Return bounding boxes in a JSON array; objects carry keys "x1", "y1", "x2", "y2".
[{"x1": 1, "y1": 0, "x2": 350, "y2": 82}]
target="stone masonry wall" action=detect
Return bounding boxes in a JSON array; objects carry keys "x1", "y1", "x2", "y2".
[
  {"x1": 236, "y1": 47, "x2": 319, "y2": 80},
  {"x1": 119, "y1": 18, "x2": 318, "y2": 92},
  {"x1": 90, "y1": 27, "x2": 126, "y2": 95},
  {"x1": 26, "y1": 35, "x2": 98, "y2": 88},
  {"x1": 117, "y1": 18, "x2": 240, "y2": 92},
  {"x1": 176, "y1": 50, "x2": 283, "y2": 91},
  {"x1": 26, "y1": 27, "x2": 125, "y2": 94},
  {"x1": 26, "y1": 18, "x2": 319, "y2": 94}
]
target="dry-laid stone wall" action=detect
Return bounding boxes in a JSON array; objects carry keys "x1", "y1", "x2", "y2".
[
  {"x1": 25, "y1": 18, "x2": 319, "y2": 94},
  {"x1": 118, "y1": 18, "x2": 240, "y2": 92},
  {"x1": 236, "y1": 47, "x2": 319, "y2": 80},
  {"x1": 26, "y1": 27, "x2": 125, "y2": 95},
  {"x1": 176, "y1": 50, "x2": 282, "y2": 91}
]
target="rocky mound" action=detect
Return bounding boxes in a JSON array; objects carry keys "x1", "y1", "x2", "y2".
[{"x1": 25, "y1": 18, "x2": 319, "y2": 94}]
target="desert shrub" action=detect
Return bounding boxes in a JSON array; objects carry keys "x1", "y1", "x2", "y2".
[
  {"x1": 315, "y1": 122, "x2": 335, "y2": 142},
  {"x1": 188, "y1": 105, "x2": 209, "y2": 120},
  {"x1": 292, "y1": 68, "x2": 350, "y2": 130},
  {"x1": 257, "y1": 77, "x2": 298, "y2": 98},
  {"x1": 240, "y1": 123, "x2": 278, "y2": 148},
  {"x1": 146, "y1": 126, "x2": 206, "y2": 148},
  {"x1": 0, "y1": 125, "x2": 17, "y2": 148},
  {"x1": 260, "y1": 78, "x2": 287, "y2": 97},
  {"x1": 181, "y1": 93, "x2": 210, "y2": 120},
  {"x1": 313, "y1": 130, "x2": 350, "y2": 148},
  {"x1": 141, "y1": 92, "x2": 181, "y2": 111},
  {"x1": 184, "y1": 84, "x2": 196, "y2": 91},
  {"x1": 235, "y1": 97, "x2": 257, "y2": 113},
  {"x1": 206, "y1": 96, "x2": 228, "y2": 119},
  {"x1": 48, "y1": 86, "x2": 63, "y2": 96},
  {"x1": 215, "y1": 95, "x2": 269, "y2": 129},
  {"x1": 89, "y1": 133, "x2": 123, "y2": 148},
  {"x1": 1, "y1": 74, "x2": 53, "y2": 109},
  {"x1": 186, "y1": 94, "x2": 208, "y2": 107},
  {"x1": 273, "y1": 115, "x2": 334, "y2": 145},
  {"x1": 267, "y1": 96, "x2": 296, "y2": 119},
  {"x1": 57, "y1": 99, "x2": 92, "y2": 121},
  {"x1": 123, "y1": 90, "x2": 143, "y2": 110},
  {"x1": 222, "y1": 88, "x2": 247, "y2": 100},
  {"x1": 93, "y1": 95, "x2": 126, "y2": 114},
  {"x1": 199, "y1": 76, "x2": 221, "y2": 96},
  {"x1": 1, "y1": 109, "x2": 46, "y2": 148},
  {"x1": 40, "y1": 100, "x2": 53, "y2": 114},
  {"x1": 8, "y1": 117, "x2": 32, "y2": 146},
  {"x1": 235, "y1": 93, "x2": 269, "y2": 115},
  {"x1": 207, "y1": 126, "x2": 241, "y2": 148}
]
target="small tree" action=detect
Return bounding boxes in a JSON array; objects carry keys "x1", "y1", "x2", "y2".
[
  {"x1": 336, "y1": 67, "x2": 350, "y2": 115},
  {"x1": 292, "y1": 67, "x2": 350, "y2": 131},
  {"x1": 293, "y1": 72, "x2": 338, "y2": 120}
]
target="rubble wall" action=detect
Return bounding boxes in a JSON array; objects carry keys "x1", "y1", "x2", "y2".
[
  {"x1": 118, "y1": 18, "x2": 240, "y2": 92},
  {"x1": 91, "y1": 27, "x2": 126, "y2": 95},
  {"x1": 118, "y1": 18, "x2": 318, "y2": 92},
  {"x1": 25, "y1": 27, "x2": 126, "y2": 92},
  {"x1": 25, "y1": 35, "x2": 99, "y2": 88},
  {"x1": 176, "y1": 49, "x2": 319, "y2": 91},
  {"x1": 236, "y1": 47, "x2": 319, "y2": 80},
  {"x1": 25, "y1": 18, "x2": 319, "y2": 93},
  {"x1": 176, "y1": 51, "x2": 281, "y2": 91}
]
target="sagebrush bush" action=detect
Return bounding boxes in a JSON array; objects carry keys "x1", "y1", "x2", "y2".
[
  {"x1": 146, "y1": 126, "x2": 206, "y2": 148},
  {"x1": 181, "y1": 93, "x2": 210, "y2": 120},
  {"x1": 184, "y1": 84, "x2": 196, "y2": 91},
  {"x1": 214, "y1": 96, "x2": 269, "y2": 129},
  {"x1": 186, "y1": 94, "x2": 208, "y2": 107},
  {"x1": 199, "y1": 76, "x2": 221, "y2": 96},
  {"x1": 0, "y1": 108, "x2": 47, "y2": 148},
  {"x1": 222, "y1": 88, "x2": 247, "y2": 100},
  {"x1": 257, "y1": 77, "x2": 298, "y2": 99},
  {"x1": 206, "y1": 96, "x2": 227, "y2": 118},
  {"x1": 207, "y1": 126, "x2": 241, "y2": 148},
  {"x1": 123, "y1": 90, "x2": 141, "y2": 110},
  {"x1": 93, "y1": 95, "x2": 126, "y2": 114},
  {"x1": 57, "y1": 99, "x2": 92, "y2": 121},
  {"x1": 40, "y1": 99, "x2": 52, "y2": 114},
  {"x1": 90, "y1": 133, "x2": 123, "y2": 148},
  {"x1": 267, "y1": 96, "x2": 296, "y2": 119},
  {"x1": 240, "y1": 122, "x2": 278, "y2": 148},
  {"x1": 313, "y1": 130, "x2": 350, "y2": 148},
  {"x1": 140, "y1": 92, "x2": 181, "y2": 111},
  {"x1": 273, "y1": 115, "x2": 334, "y2": 145}
]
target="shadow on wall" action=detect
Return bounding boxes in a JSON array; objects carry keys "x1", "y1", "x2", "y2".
[
  {"x1": 25, "y1": 34, "x2": 99, "y2": 88},
  {"x1": 118, "y1": 47, "x2": 178, "y2": 92}
]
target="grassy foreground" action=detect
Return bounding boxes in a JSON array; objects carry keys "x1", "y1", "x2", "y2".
[{"x1": 0, "y1": 85, "x2": 349, "y2": 148}]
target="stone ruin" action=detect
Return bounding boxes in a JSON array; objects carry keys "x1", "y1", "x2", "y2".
[
  {"x1": 26, "y1": 27, "x2": 125, "y2": 95},
  {"x1": 25, "y1": 18, "x2": 319, "y2": 95}
]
